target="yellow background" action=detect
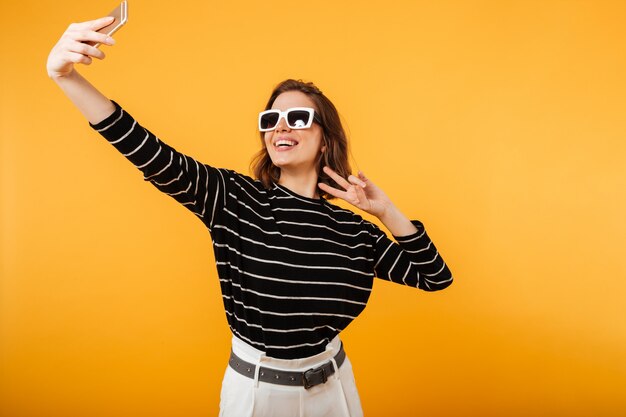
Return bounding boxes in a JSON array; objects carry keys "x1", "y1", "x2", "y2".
[{"x1": 2, "y1": 0, "x2": 625, "y2": 416}]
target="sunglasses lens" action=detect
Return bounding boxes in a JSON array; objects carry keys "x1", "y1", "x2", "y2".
[
  {"x1": 260, "y1": 112, "x2": 280, "y2": 130},
  {"x1": 287, "y1": 110, "x2": 312, "y2": 129}
]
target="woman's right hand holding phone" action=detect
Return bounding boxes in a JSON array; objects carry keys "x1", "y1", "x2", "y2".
[
  {"x1": 47, "y1": 16, "x2": 117, "y2": 79},
  {"x1": 46, "y1": 16, "x2": 119, "y2": 124}
]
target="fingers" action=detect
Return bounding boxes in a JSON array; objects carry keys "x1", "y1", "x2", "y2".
[
  {"x1": 66, "y1": 51, "x2": 94, "y2": 66},
  {"x1": 322, "y1": 166, "x2": 351, "y2": 190},
  {"x1": 68, "y1": 30, "x2": 116, "y2": 47},
  {"x1": 317, "y1": 182, "x2": 346, "y2": 200},
  {"x1": 68, "y1": 16, "x2": 115, "y2": 32},
  {"x1": 62, "y1": 38, "x2": 107, "y2": 60},
  {"x1": 47, "y1": 17, "x2": 116, "y2": 78},
  {"x1": 320, "y1": 168, "x2": 380, "y2": 215},
  {"x1": 91, "y1": 15, "x2": 116, "y2": 31},
  {"x1": 319, "y1": 180, "x2": 368, "y2": 210},
  {"x1": 56, "y1": 23, "x2": 115, "y2": 61},
  {"x1": 64, "y1": 18, "x2": 116, "y2": 47},
  {"x1": 323, "y1": 166, "x2": 367, "y2": 191},
  {"x1": 347, "y1": 174, "x2": 366, "y2": 188},
  {"x1": 321, "y1": 166, "x2": 373, "y2": 209}
]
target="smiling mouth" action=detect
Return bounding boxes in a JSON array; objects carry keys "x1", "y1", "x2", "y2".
[{"x1": 274, "y1": 139, "x2": 298, "y2": 148}]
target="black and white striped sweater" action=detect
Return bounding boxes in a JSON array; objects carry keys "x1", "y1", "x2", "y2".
[{"x1": 90, "y1": 101, "x2": 453, "y2": 359}]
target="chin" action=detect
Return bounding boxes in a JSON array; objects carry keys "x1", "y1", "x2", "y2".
[
  {"x1": 270, "y1": 159, "x2": 288, "y2": 169},
  {"x1": 269, "y1": 155, "x2": 296, "y2": 169}
]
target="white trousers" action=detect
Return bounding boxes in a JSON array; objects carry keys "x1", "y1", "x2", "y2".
[{"x1": 219, "y1": 335, "x2": 364, "y2": 417}]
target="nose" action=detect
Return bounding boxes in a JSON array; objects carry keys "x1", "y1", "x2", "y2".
[{"x1": 274, "y1": 115, "x2": 291, "y2": 132}]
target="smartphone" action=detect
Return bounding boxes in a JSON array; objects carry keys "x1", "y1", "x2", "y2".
[{"x1": 89, "y1": 1, "x2": 128, "y2": 48}]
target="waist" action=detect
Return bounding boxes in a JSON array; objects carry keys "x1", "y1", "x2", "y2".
[
  {"x1": 229, "y1": 335, "x2": 346, "y2": 389},
  {"x1": 231, "y1": 335, "x2": 342, "y2": 371}
]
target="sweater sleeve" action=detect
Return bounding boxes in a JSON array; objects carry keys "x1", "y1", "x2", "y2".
[
  {"x1": 89, "y1": 101, "x2": 228, "y2": 229},
  {"x1": 370, "y1": 220, "x2": 453, "y2": 291}
]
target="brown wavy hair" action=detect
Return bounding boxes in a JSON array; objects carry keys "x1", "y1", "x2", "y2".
[{"x1": 250, "y1": 79, "x2": 351, "y2": 199}]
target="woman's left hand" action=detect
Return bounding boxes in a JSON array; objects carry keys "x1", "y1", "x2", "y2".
[{"x1": 318, "y1": 166, "x2": 391, "y2": 219}]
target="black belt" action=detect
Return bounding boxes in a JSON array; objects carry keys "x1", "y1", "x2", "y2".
[{"x1": 228, "y1": 343, "x2": 346, "y2": 390}]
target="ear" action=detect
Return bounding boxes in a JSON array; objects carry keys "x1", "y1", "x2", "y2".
[{"x1": 321, "y1": 133, "x2": 328, "y2": 154}]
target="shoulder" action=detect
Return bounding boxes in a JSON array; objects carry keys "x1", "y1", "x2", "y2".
[{"x1": 217, "y1": 168, "x2": 268, "y2": 195}]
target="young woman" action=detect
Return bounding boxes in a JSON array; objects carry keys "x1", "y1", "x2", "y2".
[{"x1": 47, "y1": 16, "x2": 453, "y2": 417}]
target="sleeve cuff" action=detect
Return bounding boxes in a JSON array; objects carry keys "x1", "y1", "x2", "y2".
[
  {"x1": 89, "y1": 100, "x2": 123, "y2": 130},
  {"x1": 393, "y1": 220, "x2": 426, "y2": 242}
]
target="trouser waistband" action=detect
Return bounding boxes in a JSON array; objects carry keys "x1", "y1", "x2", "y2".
[{"x1": 228, "y1": 343, "x2": 346, "y2": 389}]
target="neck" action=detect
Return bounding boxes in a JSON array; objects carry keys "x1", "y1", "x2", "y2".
[{"x1": 278, "y1": 168, "x2": 320, "y2": 199}]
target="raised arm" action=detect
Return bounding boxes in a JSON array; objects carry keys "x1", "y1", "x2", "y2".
[
  {"x1": 319, "y1": 166, "x2": 453, "y2": 291},
  {"x1": 46, "y1": 17, "x2": 229, "y2": 229},
  {"x1": 47, "y1": 16, "x2": 117, "y2": 124}
]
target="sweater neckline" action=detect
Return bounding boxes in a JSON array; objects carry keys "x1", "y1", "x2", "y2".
[{"x1": 272, "y1": 183, "x2": 326, "y2": 205}]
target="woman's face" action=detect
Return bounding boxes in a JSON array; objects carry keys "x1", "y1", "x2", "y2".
[{"x1": 263, "y1": 91, "x2": 324, "y2": 176}]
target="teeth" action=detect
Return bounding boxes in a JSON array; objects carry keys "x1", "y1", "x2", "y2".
[{"x1": 275, "y1": 139, "x2": 297, "y2": 147}]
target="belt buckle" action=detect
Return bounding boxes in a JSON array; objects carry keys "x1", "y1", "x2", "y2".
[{"x1": 303, "y1": 366, "x2": 327, "y2": 390}]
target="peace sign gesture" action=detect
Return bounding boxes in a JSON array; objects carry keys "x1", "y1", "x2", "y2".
[
  {"x1": 318, "y1": 166, "x2": 419, "y2": 237},
  {"x1": 318, "y1": 166, "x2": 391, "y2": 218}
]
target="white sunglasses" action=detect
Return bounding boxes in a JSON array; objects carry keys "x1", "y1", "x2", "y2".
[{"x1": 258, "y1": 107, "x2": 322, "y2": 132}]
